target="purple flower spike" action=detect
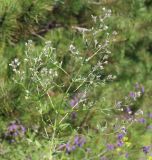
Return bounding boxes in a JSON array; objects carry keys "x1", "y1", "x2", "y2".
[
  {"x1": 117, "y1": 133, "x2": 124, "y2": 140},
  {"x1": 142, "y1": 146, "x2": 150, "y2": 154}
]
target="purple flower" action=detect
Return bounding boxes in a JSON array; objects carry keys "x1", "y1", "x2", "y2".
[
  {"x1": 149, "y1": 113, "x2": 152, "y2": 119},
  {"x1": 138, "y1": 118, "x2": 146, "y2": 124},
  {"x1": 70, "y1": 97, "x2": 79, "y2": 107},
  {"x1": 8, "y1": 123, "x2": 18, "y2": 132},
  {"x1": 141, "y1": 86, "x2": 145, "y2": 93},
  {"x1": 5, "y1": 121, "x2": 26, "y2": 141},
  {"x1": 142, "y1": 146, "x2": 150, "y2": 154},
  {"x1": 74, "y1": 135, "x2": 86, "y2": 147},
  {"x1": 69, "y1": 92, "x2": 86, "y2": 108},
  {"x1": 65, "y1": 143, "x2": 72, "y2": 154},
  {"x1": 59, "y1": 135, "x2": 86, "y2": 154},
  {"x1": 129, "y1": 92, "x2": 136, "y2": 100},
  {"x1": 107, "y1": 144, "x2": 114, "y2": 151},
  {"x1": 57, "y1": 144, "x2": 66, "y2": 151},
  {"x1": 121, "y1": 127, "x2": 127, "y2": 134},
  {"x1": 117, "y1": 140, "x2": 124, "y2": 147},
  {"x1": 126, "y1": 107, "x2": 132, "y2": 115},
  {"x1": 117, "y1": 133, "x2": 124, "y2": 140},
  {"x1": 125, "y1": 152, "x2": 129, "y2": 158}
]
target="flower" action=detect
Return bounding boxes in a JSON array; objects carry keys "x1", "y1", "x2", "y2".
[
  {"x1": 5, "y1": 120, "x2": 26, "y2": 142},
  {"x1": 129, "y1": 92, "x2": 136, "y2": 100},
  {"x1": 126, "y1": 107, "x2": 132, "y2": 115},
  {"x1": 9, "y1": 58, "x2": 20, "y2": 71},
  {"x1": 138, "y1": 118, "x2": 146, "y2": 124},
  {"x1": 65, "y1": 143, "x2": 76, "y2": 154},
  {"x1": 74, "y1": 135, "x2": 86, "y2": 147},
  {"x1": 107, "y1": 144, "x2": 114, "y2": 151},
  {"x1": 142, "y1": 146, "x2": 150, "y2": 154},
  {"x1": 125, "y1": 153, "x2": 129, "y2": 158},
  {"x1": 70, "y1": 96, "x2": 79, "y2": 107},
  {"x1": 125, "y1": 142, "x2": 131, "y2": 147},
  {"x1": 148, "y1": 156, "x2": 152, "y2": 160},
  {"x1": 141, "y1": 86, "x2": 145, "y2": 93},
  {"x1": 117, "y1": 133, "x2": 124, "y2": 140},
  {"x1": 117, "y1": 140, "x2": 124, "y2": 147},
  {"x1": 122, "y1": 136, "x2": 128, "y2": 142},
  {"x1": 116, "y1": 147, "x2": 121, "y2": 152},
  {"x1": 58, "y1": 135, "x2": 86, "y2": 154}
]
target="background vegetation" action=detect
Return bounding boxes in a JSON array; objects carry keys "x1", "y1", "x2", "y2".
[{"x1": 0, "y1": 0, "x2": 152, "y2": 159}]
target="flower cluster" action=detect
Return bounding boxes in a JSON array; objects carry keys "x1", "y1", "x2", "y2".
[
  {"x1": 115, "y1": 83, "x2": 144, "y2": 114},
  {"x1": 9, "y1": 58, "x2": 20, "y2": 72},
  {"x1": 4, "y1": 120, "x2": 26, "y2": 143},
  {"x1": 58, "y1": 135, "x2": 86, "y2": 154}
]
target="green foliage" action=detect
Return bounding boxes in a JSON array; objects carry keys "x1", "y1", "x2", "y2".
[{"x1": 0, "y1": 0, "x2": 152, "y2": 159}]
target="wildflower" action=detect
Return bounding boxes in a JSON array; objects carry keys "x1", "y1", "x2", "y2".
[
  {"x1": 65, "y1": 143, "x2": 76, "y2": 154},
  {"x1": 117, "y1": 140, "x2": 124, "y2": 147},
  {"x1": 69, "y1": 44, "x2": 79, "y2": 55},
  {"x1": 141, "y1": 86, "x2": 145, "y2": 93},
  {"x1": 129, "y1": 92, "x2": 136, "y2": 100},
  {"x1": 70, "y1": 96, "x2": 79, "y2": 107},
  {"x1": 125, "y1": 153, "x2": 129, "y2": 158},
  {"x1": 9, "y1": 58, "x2": 20, "y2": 71},
  {"x1": 125, "y1": 142, "x2": 131, "y2": 147},
  {"x1": 116, "y1": 101, "x2": 122, "y2": 109},
  {"x1": 121, "y1": 126, "x2": 127, "y2": 134},
  {"x1": 117, "y1": 133, "x2": 124, "y2": 140},
  {"x1": 126, "y1": 107, "x2": 132, "y2": 115},
  {"x1": 116, "y1": 147, "x2": 121, "y2": 152},
  {"x1": 138, "y1": 118, "x2": 146, "y2": 124},
  {"x1": 74, "y1": 135, "x2": 86, "y2": 147},
  {"x1": 148, "y1": 156, "x2": 152, "y2": 160},
  {"x1": 142, "y1": 146, "x2": 150, "y2": 154},
  {"x1": 122, "y1": 136, "x2": 128, "y2": 142},
  {"x1": 107, "y1": 144, "x2": 114, "y2": 151},
  {"x1": 5, "y1": 120, "x2": 26, "y2": 142}
]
